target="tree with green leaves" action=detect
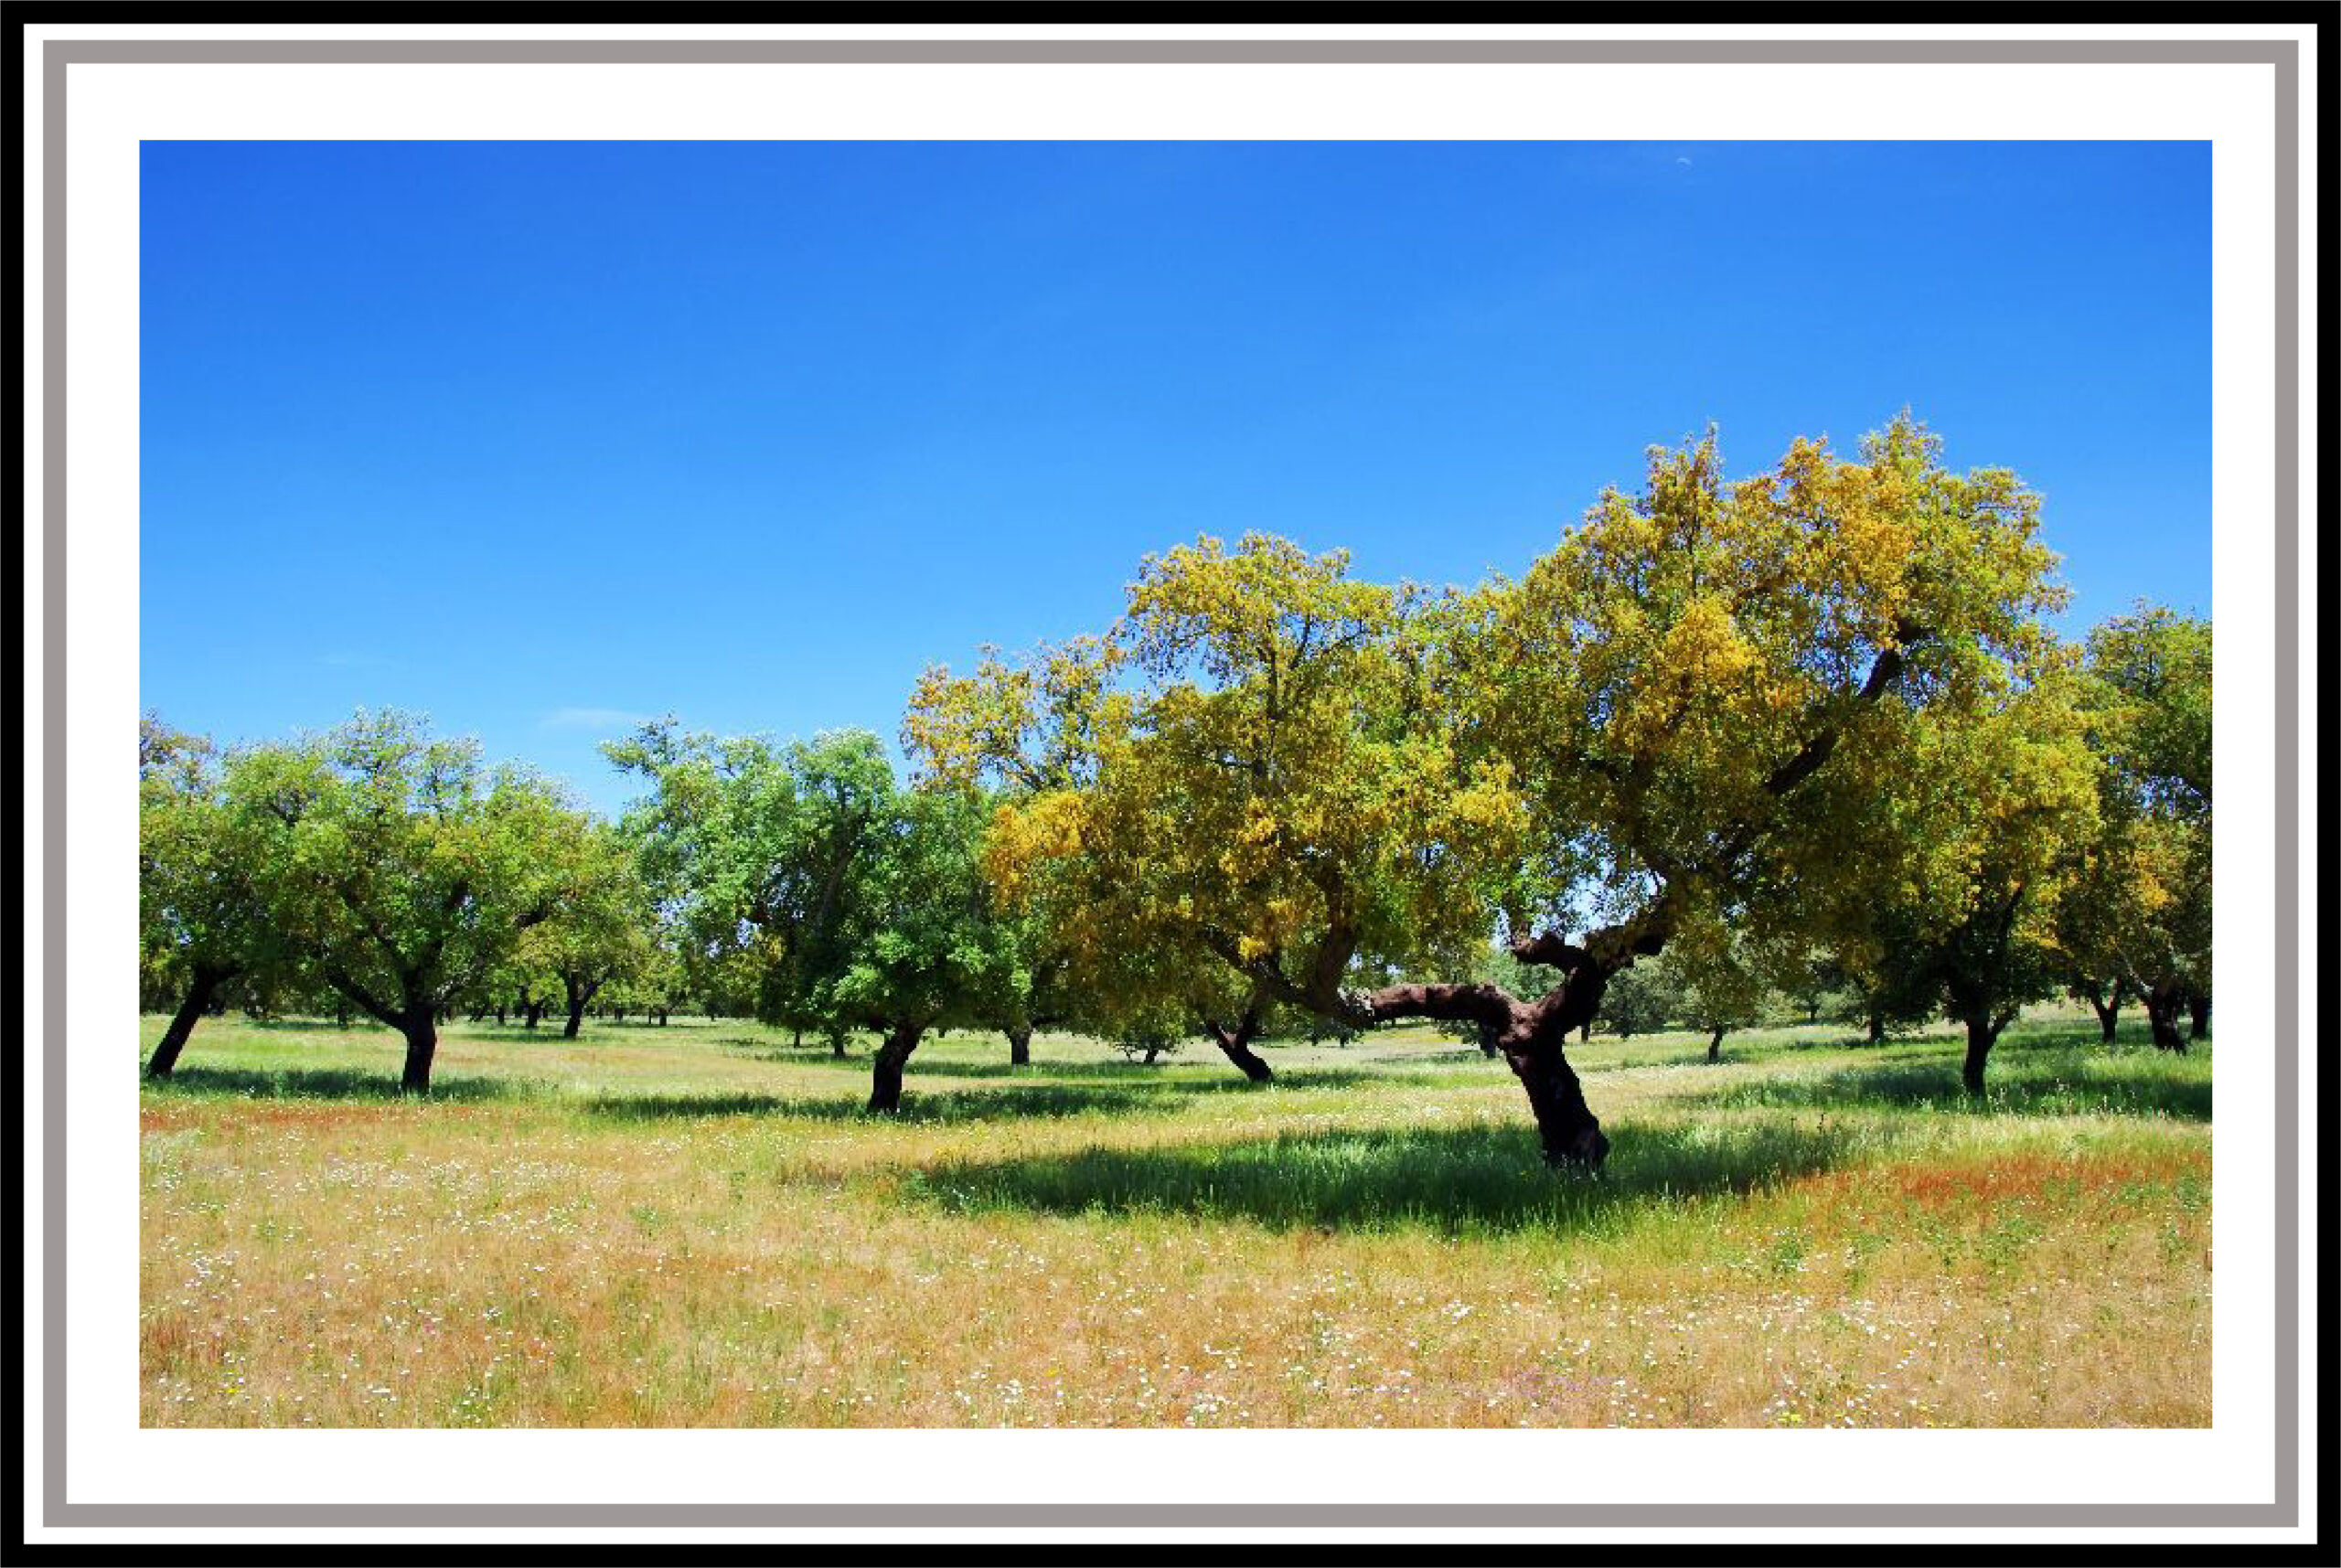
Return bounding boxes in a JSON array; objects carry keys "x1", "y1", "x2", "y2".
[
  {"x1": 228, "y1": 710, "x2": 592, "y2": 1093},
  {"x1": 1814, "y1": 666, "x2": 2101, "y2": 1093},
  {"x1": 606, "y1": 723, "x2": 896, "y2": 1052},
  {"x1": 1828, "y1": 927, "x2": 1945, "y2": 1045},
  {"x1": 1664, "y1": 916, "x2": 1775, "y2": 1062},
  {"x1": 518, "y1": 818, "x2": 656, "y2": 1039},
  {"x1": 140, "y1": 714, "x2": 286, "y2": 1078},
  {"x1": 2053, "y1": 605, "x2": 2212, "y2": 1051},
  {"x1": 846, "y1": 783, "x2": 1039, "y2": 1112},
  {"x1": 1595, "y1": 959, "x2": 1680, "y2": 1040},
  {"x1": 607, "y1": 722, "x2": 1042, "y2": 1107}
]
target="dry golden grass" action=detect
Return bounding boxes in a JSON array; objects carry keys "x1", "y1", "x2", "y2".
[{"x1": 139, "y1": 1012, "x2": 2212, "y2": 1428}]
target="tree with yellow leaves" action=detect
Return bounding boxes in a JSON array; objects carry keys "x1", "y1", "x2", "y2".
[
  {"x1": 913, "y1": 416, "x2": 2068, "y2": 1166},
  {"x1": 908, "y1": 537, "x2": 1519, "y2": 1083}
]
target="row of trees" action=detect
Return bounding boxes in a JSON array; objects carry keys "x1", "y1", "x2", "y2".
[
  {"x1": 138, "y1": 714, "x2": 664, "y2": 1090},
  {"x1": 140, "y1": 417, "x2": 2211, "y2": 1168}
]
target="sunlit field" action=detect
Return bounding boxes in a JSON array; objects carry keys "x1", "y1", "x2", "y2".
[{"x1": 140, "y1": 1011, "x2": 2211, "y2": 1429}]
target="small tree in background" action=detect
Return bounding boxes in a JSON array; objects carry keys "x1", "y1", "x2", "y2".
[
  {"x1": 1666, "y1": 916, "x2": 1770, "y2": 1062},
  {"x1": 1823, "y1": 921, "x2": 1945, "y2": 1044},
  {"x1": 1596, "y1": 959, "x2": 1681, "y2": 1040},
  {"x1": 526, "y1": 819, "x2": 655, "y2": 1039},
  {"x1": 1113, "y1": 1003, "x2": 1192, "y2": 1065}
]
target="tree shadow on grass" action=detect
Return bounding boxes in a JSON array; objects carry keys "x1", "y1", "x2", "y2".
[
  {"x1": 140, "y1": 1066, "x2": 517, "y2": 1104},
  {"x1": 729, "y1": 1049, "x2": 1467, "y2": 1093},
  {"x1": 583, "y1": 1055, "x2": 1491, "y2": 1125},
  {"x1": 902, "y1": 1118, "x2": 1868, "y2": 1236},
  {"x1": 1694, "y1": 1052, "x2": 2211, "y2": 1122},
  {"x1": 581, "y1": 1083, "x2": 1203, "y2": 1125},
  {"x1": 1590, "y1": 1035, "x2": 1881, "y2": 1071}
]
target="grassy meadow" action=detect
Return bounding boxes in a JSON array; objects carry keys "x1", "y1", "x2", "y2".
[{"x1": 139, "y1": 1010, "x2": 2212, "y2": 1429}]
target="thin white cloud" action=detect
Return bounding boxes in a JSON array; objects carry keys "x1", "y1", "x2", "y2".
[
  {"x1": 540, "y1": 707, "x2": 655, "y2": 732},
  {"x1": 1675, "y1": 156, "x2": 1694, "y2": 166}
]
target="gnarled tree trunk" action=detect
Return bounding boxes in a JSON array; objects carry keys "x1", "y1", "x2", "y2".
[
  {"x1": 1366, "y1": 977, "x2": 1611, "y2": 1167},
  {"x1": 1353, "y1": 916, "x2": 1672, "y2": 1169},
  {"x1": 1364, "y1": 906, "x2": 1686, "y2": 1167},
  {"x1": 1707, "y1": 1025, "x2": 1727, "y2": 1064},
  {"x1": 1205, "y1": 1009, "x2": 1273, "y2": 1083},
  {"x1": 147, "y1": 965, "x2": 237, "y2": 1079},
  {"x1": 1006, "y1": 1024, "x2": 1033, "y2": 1066},
  {"x1": 2186, "y1": 990, "x2": 2209, "y2": 1040},
  {"x1": 867, "y1": 1021, "x2": 926, "y2": 1113}
]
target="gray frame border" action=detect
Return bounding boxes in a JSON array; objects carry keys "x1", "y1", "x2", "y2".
[{"x1": 36, "y1": 34, "x2": 2304, "y2": 1534}]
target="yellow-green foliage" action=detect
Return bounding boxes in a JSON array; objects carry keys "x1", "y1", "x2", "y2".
[
  {"x1": 907, "y1": 417, "x2": 2077, "y2": 1040},
  {"x1": 2053, "y1": 608, "x2": 2213, "y2": 999}
]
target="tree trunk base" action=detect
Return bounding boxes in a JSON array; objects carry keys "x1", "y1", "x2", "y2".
[
  {"x1": 2143, "y1": 984, "x2": 2189, "y2": 1052},
  {"x1": 147, "y1": 968, "x2": 230, "y2": 1079},
  {"x1": 400, "y1": 1012, "x2": 439, "y2": 1095},
  {"x1": 1962, "y1": 1018, "x2": 2000, "y2": 1096},
  {"x1": 1511, "y1": 1048, "x2": 1608, "y2": 1169},
  {"x1": 867, "y1": 1025, "x2": 924, "y2": 1113},
  {"x1": 1207, "y1": 1015, "x2": 1273, "y2": 1083}
]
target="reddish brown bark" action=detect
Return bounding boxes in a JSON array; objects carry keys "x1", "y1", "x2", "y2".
[{"x1": 1347, "y1": 906, "x2": 1677, "y2": 1168}]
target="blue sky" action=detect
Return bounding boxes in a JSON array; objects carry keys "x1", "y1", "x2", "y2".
[{"x1": 141, "y1": 140, "x2": 2210, "y2": 816}]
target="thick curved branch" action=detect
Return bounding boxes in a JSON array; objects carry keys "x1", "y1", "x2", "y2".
[
  {"x1": 1507, "y1": 931, "x2": 1591, "y2": 974},
  {"x1": 1761, "y1": 625, "x2": 1929, "y2": 801},
  {"x1": 1356, "y1": 981, "x2": 1519, "y2": 1034}
]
